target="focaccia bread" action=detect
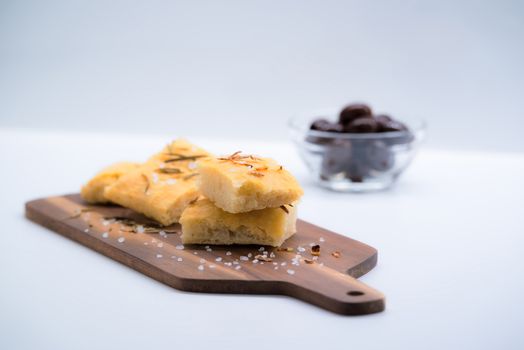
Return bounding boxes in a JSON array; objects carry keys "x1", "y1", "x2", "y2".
[
  {"x1": 196, "y1": 152, "x2": 303, "y2": 213},
  {"x1": 180, "y1": 198, "x2": 297, "y2": 246},
  {"x1": 81, "y1": 162, "x2": 140, "y2": 204},
  {"x1": 104, "y1": 139, "x2": 211, "y2": 226}
]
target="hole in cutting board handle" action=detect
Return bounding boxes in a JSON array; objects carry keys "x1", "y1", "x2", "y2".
[{"x1": 347, "y1": 290, "x2": 365, "y2": 296}]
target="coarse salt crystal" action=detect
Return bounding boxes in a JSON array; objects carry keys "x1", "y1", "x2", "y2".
[
  {"x1": 84, "y1": 228, "x2": 89, "y2": 233},
  {"x1": 232, "y1": 261, "x2": 239, "y2": 265},
  {"x1": 102, "y1": 232, "x2": 109, "y2": 238},
  {"x1": 156, "y1": 254, "x2": 163, "y2": 258},
  {"x1": 205, "y1": 245, "x2": 210, "y2": 249},
  {"x1": 193, "y1": 251, "x2": 198, "y2": 255},
  {"x1": 232, "y1": 179, "x2": 244, "y2": 188},
  {"x1": 157, "y1": 242, "x2": 163, "y2": 248},
  {"x1": 136, "y1": 225, "x2": 145, "y2": 233},
  {"x1": 159, "y1": 230, "x2": 167, "y2": 237},
  {"x1": 258, "y1": 247, "x2": 265, "y2": 252},
  {"x1": 319, "y1": 237, "x2": 325, "y2": 242},
  {"x1": 177, "y1": 257, "x2": 183, "y2": 262},
  {"x1": 215, "y1": 257, "x2": 222, "y2": 262},
  {"x1": 152, "y1": 173, "x2": 159, "y2": 183},
  {"x1": 199, "y1": 258, "x2": 206, "y2": 264},
  {"x1": 198, "y1": 265, "x2": 204, "y2": 271},
  {"x1": 235, "y1": 265, "x2": 242, "y2": 270},
  {"x1": 209, "y1": 264, "x2": 216, "y2": 269},
  {"x1": 224, "y1": 262, "x2": 232, "y2": 266},
  {"x1": 297, "y1": 247, "x2": 306, "y2": 253},
  {"x1": 281, "y1": 262, "x2": 287, "y2": 266},
  {"x1": 272, "y1": 262, "x2": 278, "y2": 265},
  {"x1": 252, "y1": 259, "x2": 259, "y2": 264},
  {"x1": 247, "y1": 253, "x2": 252, "y2": 258},
  {"x1": 287, "y1": 269, "x2": 295, "y2": 275},
  {"x1": 117, "y1": 237, "x2": 125, "y2": 243},
  {"x1": 102, "y1": 220, "x2": 110, "y2": 226},
  {"x1": 240, "y1": 256, "x2": 249, "y2": 261},
  {"x1": 206, "y1": 248, "x2": 212, "y2": 252},
  {"x1": 274, "y1": 266, "x2": 279, "y2": 270},
  {"x1": 226, "y1": 251, "x2": 232, "y2": 256},
  {"x1": 269, "y1": 252, "x2": 275, "y2": 258},
  {"x1": 176, "y1": 244, "x2": 184, "y2": 250}
]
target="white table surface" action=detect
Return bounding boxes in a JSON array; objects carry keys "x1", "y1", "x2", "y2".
[{"x1": 1, "y1": 128, "x2": 523, "y2": 350}]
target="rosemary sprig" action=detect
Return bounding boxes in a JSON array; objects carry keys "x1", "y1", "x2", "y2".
[
  {"x1": 103, "y1": 216, "x2": 178, "y2": 234},
  {"x1": 141, "y1": 173, "x2": 150, "y2": 193},
  {"x1": 182, "y1": 173, "x2": 199, "y2": 181},
  {"x1": 279, "y1": 205, "x2": 289, "y2": 214},
  {"x1": 156, "y1": 167, "x2": 182, "y2": 174},
  {"x1": 165, "y1": 154, "x2": 207, "y2": 163}
]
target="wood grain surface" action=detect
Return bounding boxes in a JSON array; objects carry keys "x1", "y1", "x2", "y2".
[{"x1": 25, "y1": 194, "x2": 385, "y2": 315}]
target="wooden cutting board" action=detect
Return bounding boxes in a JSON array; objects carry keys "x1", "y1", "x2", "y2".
[{"x1": 25, "y1": 194, "x2": 385, "y2": 315}]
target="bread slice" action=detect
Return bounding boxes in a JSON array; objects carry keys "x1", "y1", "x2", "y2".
[
  {"x1": 104, "y1": 139, "x2": 211, "y2": 225},
  {"x1": 196, "y1": 152, "x2": 303, "y2": 213},
  {"x1": 180, "y1": 198, "x2": 297, "y2": 246},
  {"x1": 81, "y1": 162, "x2": 140, "y2": 204}
]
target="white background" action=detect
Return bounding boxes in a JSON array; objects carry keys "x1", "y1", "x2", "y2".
[{"x1": 1, "y1": 0, "x2": 523, "y2": 152}]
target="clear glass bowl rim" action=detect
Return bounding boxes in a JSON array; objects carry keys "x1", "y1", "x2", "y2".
[{"x1": 288, "y1": 114, "x2": 427, "y2": 140}]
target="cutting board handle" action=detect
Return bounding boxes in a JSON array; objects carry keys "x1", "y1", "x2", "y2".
[{"x1": 281, "y1": 268, "x2": 385, "y2": 315}]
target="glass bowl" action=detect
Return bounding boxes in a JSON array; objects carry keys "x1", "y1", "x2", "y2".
[{"x1": 289, "y1": 112, "x2": 426, "y2": 192}]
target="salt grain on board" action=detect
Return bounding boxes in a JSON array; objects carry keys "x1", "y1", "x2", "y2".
[
  {"x1": 176, "y1": 244, "x2": 184, "y2": 250},
  {"x1": 198, "y1": 265, "x2": 204, "y2": 271},
  {"x1": 117, "y1": 237, "x2": 125, "y2": 243},
  {"x1": 102, "y1": 232, "x2": 109, "y2": 238},
  {"x1": 287, "y1": 269, "x2": 295, "y2": 275}
]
